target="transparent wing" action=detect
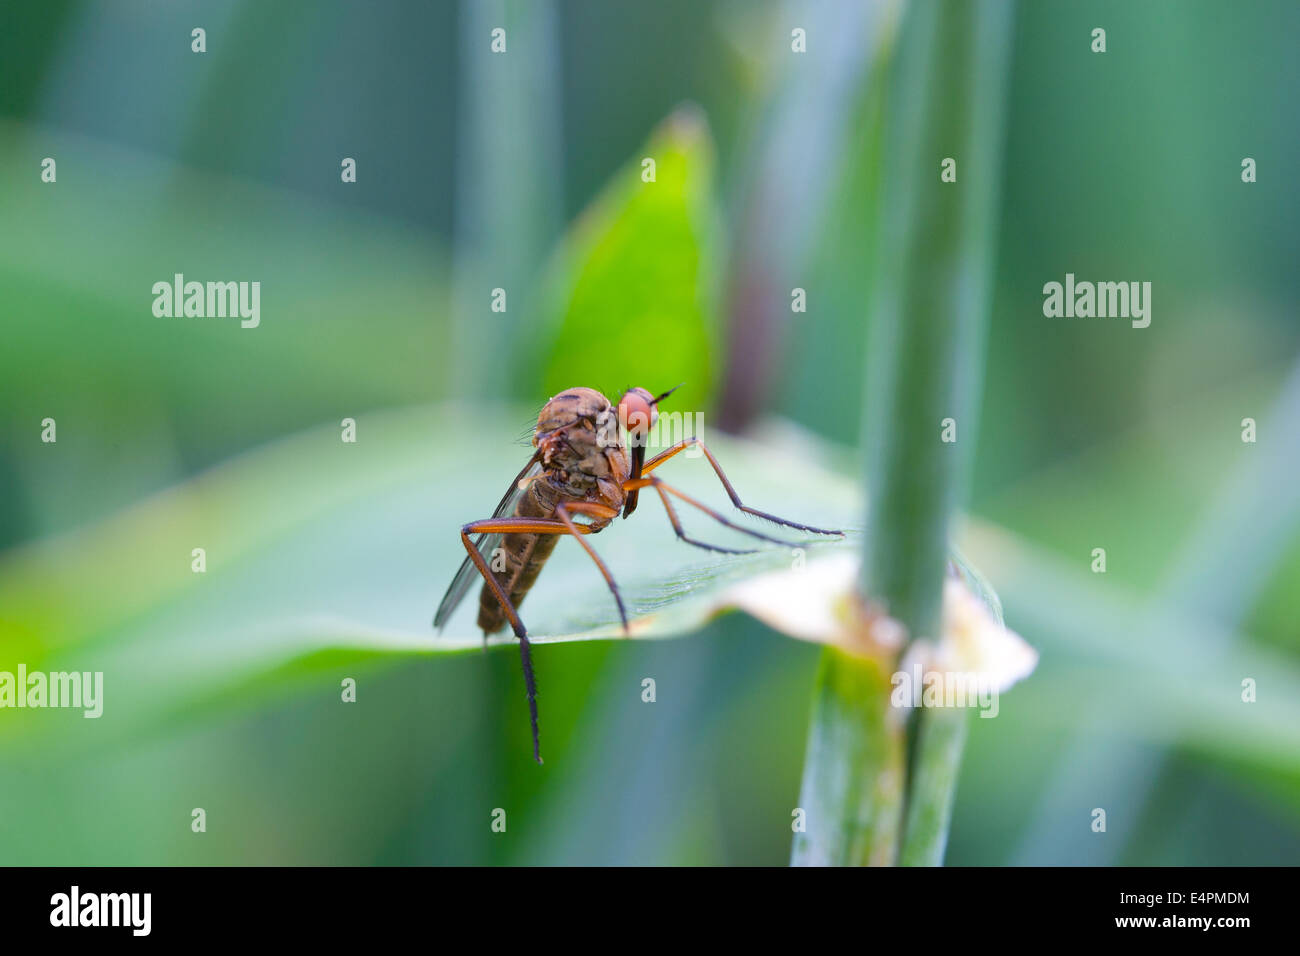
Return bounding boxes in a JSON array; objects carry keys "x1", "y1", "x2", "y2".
[{"x1": 433, "y1": 451, "x2": 542, "y2": 631}]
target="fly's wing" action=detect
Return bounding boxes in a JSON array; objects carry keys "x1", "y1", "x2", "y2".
[{"x1": 433, "y1": 451, "x2": 542, "y2": 631}]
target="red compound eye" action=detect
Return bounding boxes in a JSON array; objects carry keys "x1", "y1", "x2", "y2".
[{"x1": 617, "y1": 387, "x2": 657, "y2": 438}]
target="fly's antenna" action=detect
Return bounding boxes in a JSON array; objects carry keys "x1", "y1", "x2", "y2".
[{"x1": 651, "y1": 383, "x2": 684, "y2": 407}]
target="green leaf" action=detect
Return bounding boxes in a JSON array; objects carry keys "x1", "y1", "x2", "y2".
[
  {"x1": 1, "y1": 402, "x2": 1297, "y2": 804},
  {"x1": 966, "y1": 522, "x2": 1300, "y2": 779},
  {"x1": 0, "y1": 404, "x2": 860, "y2": 752},
  {"x1": 531, "y1": 107, "x2": 721, "y2": 412}
]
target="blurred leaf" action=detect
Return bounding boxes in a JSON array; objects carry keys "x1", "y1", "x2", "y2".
[
  {"x1": 0, "y1": 400, "x2": 1289, "y2": 858},
  {"x1": 965, "y1": 522, "x2": 1300, "y2": 780},
  {"x1": 716, "y1": 0, "x2": 884, "y2": 431},
  {"x1": 451, "y1": 0, "x2": 562, "y2": 397},
  {"x1": 531, "y1": 107, "x2": 721, "y2": 412},
  {"x1": 0, "y1": 404, "x2": 859, "y2": 752},
  {"x1": 0, "y1": 119, "x2": 445, "y2": 544},
  {"x1": 776, "y1": 10, "x2": 893, "y2": 446},
  {"x1": 1, "y1": 406, "x2": 1296, "y2": 800}
]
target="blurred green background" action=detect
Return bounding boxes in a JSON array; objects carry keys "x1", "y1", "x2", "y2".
[{"x1": 1, "y1": 0, "x2": 1298, "y2": 865}]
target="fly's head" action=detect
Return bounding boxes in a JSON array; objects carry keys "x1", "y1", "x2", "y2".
[{"x1": 615, "y1": 384, "x2": 681, "y2": 518}]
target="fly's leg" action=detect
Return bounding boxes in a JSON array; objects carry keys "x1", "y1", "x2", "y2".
[
  {"x1": 462, "y1": 512, "x2": 625, "y2": 631},
  {"x1": 459, "y1": 512, "x2": 625, "y2": 762},
  {"x1": 549, "y1": 501, "x2": 629, "y2": 635},
  {"x1": 625, "y1": 476, "x2": 802, "y2": 549},
  {"x1": 640, "y1": 438, "x2": 845, "y2": 536},
  {"x1": 458, "y1": 518, "x2": 555, "y2": 764},
  {"x1": 649, "y1": 480, "x2": 757, "y2": 555}
]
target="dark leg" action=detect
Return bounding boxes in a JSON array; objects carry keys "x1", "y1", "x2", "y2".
[
  {"x1": 457, "y1": 522, "x2": 541, "y2": 762},
  {"x1": 625, "y1": 475, "x2": 805, "y2": 548},
  {"x1": 640, "y1": 438, "x2": 845, "y2": 536},
  {"x1": 626, "y1": 477, "x2": 761, "y2": 554},
  {"x1": 458, "y1": 513, "x2": 625, "y2": 762}
]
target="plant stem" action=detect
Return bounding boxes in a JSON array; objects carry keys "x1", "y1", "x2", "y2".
[
  {"x1": 791, "y1": 648, "x2": 905, "y2": 866},
  {"x1": 874, "y1": 0, "x2": 1012, "y2": 867},
  {"x1": 791, "y1": 0, "x2": 1013, "y2": 867},
  {"x1": 898, "y1": 706, "x2": 969, "y2": 865}
]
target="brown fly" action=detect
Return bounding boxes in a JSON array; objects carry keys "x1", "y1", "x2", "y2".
[{"x1": 433, "y1": 385, "x2": 843, "y2": 762}]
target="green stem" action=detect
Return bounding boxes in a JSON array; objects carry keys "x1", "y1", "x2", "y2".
[
  {"x1": 898, "y1": 707, "x2": 969, "y2": 865},
  {"x1": 879, "y1": 0, "x2": 1012, "y2": 869},
  {"x1": 874, "y1": 0, "x2": 1012, "y2": 867},
  {"x1": 791, "y1": 648, "x2": 905, "y2": 867},
  {"x1": 791, "y1": 0, "x2": 1013, "y2": 867}
]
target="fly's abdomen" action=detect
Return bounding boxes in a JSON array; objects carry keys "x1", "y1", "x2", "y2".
[{"x1": 477, "y1": 484, "x2": 561, "y2": 635}]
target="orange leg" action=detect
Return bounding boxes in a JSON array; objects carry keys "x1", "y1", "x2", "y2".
[
  {"x1": 550, "y1": 501, "x2": 628, "y2": 634},
  {"x1": 459, "y1": 507, "x2": 623, "y2": 764},
  {"x1": 461, "y1": 508, "x2": 626, "y2": 635},
  {"x1": 637, "y1": 438, "x2": 845, "y2": 536}
]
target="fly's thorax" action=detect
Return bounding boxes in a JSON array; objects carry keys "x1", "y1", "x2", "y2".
[{"x1": 534, "y1": 387, "x2": 629, "y2": 494}]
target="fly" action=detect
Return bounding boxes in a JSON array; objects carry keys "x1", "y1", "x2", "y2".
[{"x1": 433, "y1": 385, "x2": 843, "y2": 762}]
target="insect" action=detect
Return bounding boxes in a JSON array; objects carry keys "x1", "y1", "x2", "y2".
[{"x1": 433, "y1": 385, "x2": 843, "y2": 762}]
